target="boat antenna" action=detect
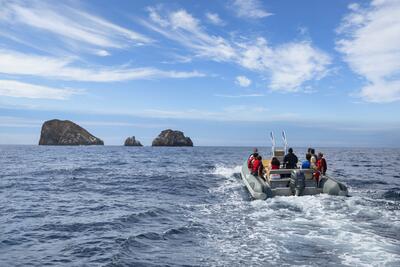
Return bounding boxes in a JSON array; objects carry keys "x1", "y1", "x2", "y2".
[
  {"x1": 282, "y1": 130, "x2": 288, "y2": 154},
  {"x1": 270, "y1": 131, "x2": 275, "y2": 156}
]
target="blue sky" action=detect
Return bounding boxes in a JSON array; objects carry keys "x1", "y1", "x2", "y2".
[{"x1": 0, "y1": 0, "x2": 399, "y2": 146}]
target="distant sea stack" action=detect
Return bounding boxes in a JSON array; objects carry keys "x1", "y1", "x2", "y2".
[
  {"x1": 39, "y1": 119, "x2": 104, "y2": 146},
  {"x1": 124, "y1": 136, "x2": 143, "y2": 146},
  {"x1": 152, "y1": 129, "x2": 193, "y2": 147}
]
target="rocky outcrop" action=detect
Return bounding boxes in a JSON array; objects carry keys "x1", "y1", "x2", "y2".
[
  {"x1": 124, "y1": 136, "x2": 143, "y2": 146},
  {"x1": 39, "y1": 119, "x2": 104, "y2": 145},
  {"x1": 152, "y1": 129, "x2": 193, "y2": 147}
]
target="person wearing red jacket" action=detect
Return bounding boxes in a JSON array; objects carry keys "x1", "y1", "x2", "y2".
[
  {"x1": 251, "y1": 155, "x2": 263, "y2": 177},
  {"x1": 314, "y1": 152, "x2": 327, "y2": 185},
  {"x1": 247, "y1": 148, "x2": 258, "y2": 169},
  {"x1": 317, "y1": 152, "x2": 327, "y2": 175}
]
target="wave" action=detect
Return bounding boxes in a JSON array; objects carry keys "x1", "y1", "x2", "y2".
[
  {"x1": 118, "y1": 208, "x2": 169, "y2": 224},
  {"x1": 382, "y1": 188, "x2": 400, "y2": 200},
  {"x1": 211, "y1": 164, "x2": 241, "y2": 178},
  {"x1": 347, "y1": 179, "x2": 388, "y2": 187},
  {"x1": 31, "y1": 166, "x2": 107, "y2": 176}
]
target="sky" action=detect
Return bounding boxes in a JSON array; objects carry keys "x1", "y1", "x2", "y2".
[{"x1": 0, "y1": 0, "x2": 399, "y2": 147}]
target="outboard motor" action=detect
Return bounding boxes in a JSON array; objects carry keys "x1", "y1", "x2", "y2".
[{"x1": 290, "y1": 170, "x2": 306, "y2": 196}]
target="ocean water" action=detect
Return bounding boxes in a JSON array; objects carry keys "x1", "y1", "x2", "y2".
[{"x1": 0, "y1": 146, "x2": 399, "y2": 266}]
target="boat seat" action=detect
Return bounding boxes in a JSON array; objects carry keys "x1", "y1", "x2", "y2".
[
  {"x1": 268, "y1": 169, "x2": 314, "y2": 177},
  {"x1": 269, "y1": 169, "x2": 293, "y2": 175},
  {"x1": 268, "y1": 169, "x2": 318, "y2": 188},
  {"x1": 269, "y1": 178, "x2": 290, "y2": 188}
]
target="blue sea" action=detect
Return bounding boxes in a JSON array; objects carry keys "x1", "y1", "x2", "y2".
[{"x1": 1, "y1": 146, "x2": 399, "y2": 266}]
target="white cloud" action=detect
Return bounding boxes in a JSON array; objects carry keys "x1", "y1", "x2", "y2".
[
  {"x1": 336, "y1": 0, "x2": 400, "y2": 103},
  {"x1": 144, "y1": 8, "x2": 237, "y2": 62},
  {"x1": 144, "y1": 8, "x2": 331, "y2": 92},
  {"x1": 95, "y1": 50, "x2": 111, "y2": 57},
  {"x1": 237, "y1": 38, "x2": 331, "y2": 91},
  {"x1": 75, "y1": 121, "x2": 171, "y2": 128},
  {"x1": 235, "y1": 75, "x2": 252, "y2": 87},
  {"x1": 0, "y1": 80, "x2": 79, "y2": 99},
  {"x1": 232, "y1": 0, "x2": 273, "y2": 19},
  {"x1": 0, "y1": 1, "x2": 151, "y2": 52},
  {"x1": 268, "y1": 42, "x2": 331, "y2": 91},
  {"x1": 0, "y1": 101, "x2": 300, "y2": 123},
  {"x1": 0, "y1": 116, "x2": 42, "y2": 128},
  {"x1": 0, "y1": 49, "x2": 205, "y2": 82},
  {"x1": 205, "y1": 12, "x2": 225, "y2": 25},
  {"x1": 131, "y1": 106, "x2": 295, "y2": 122}
]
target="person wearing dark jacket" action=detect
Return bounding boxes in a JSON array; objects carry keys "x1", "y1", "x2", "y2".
[{"x1": 283, "y1": 148, "x2": 298, "y2": 169}]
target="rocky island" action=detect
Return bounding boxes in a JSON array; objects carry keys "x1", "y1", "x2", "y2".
[
  {"x1": 124, "y1": 136, "x2": 143, "y2": 146},
  {"x1": 39, "y1": 119, "x2": 104, "y2": 145},
  {"x1": 152, "y1": 129, "x2": 193, "y2": 147}
]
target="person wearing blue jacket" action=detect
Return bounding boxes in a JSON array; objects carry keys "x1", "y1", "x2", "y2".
[{"x1": 301, "y1": 153, "x2": 311, "y2": 169}]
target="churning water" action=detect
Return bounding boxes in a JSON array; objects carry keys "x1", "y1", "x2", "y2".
[{"x1": 0, "y1": 146, "x2": 399, "y2": 266}]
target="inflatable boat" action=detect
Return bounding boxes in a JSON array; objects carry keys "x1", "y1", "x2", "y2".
[{"x1": 241, "y1": 131, "x2": 348, "y2": 200}]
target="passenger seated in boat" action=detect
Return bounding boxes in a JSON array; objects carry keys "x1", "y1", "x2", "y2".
[
  {"x1": 251, "y1": 155, "x2": 263, "y2": 177},
  {"x1": 317, "y1": 152, "x2": 327, "y2": 175},
  {"x1": 268, "y1": 157, "x2": 281, "y2": 180},
  {"x1": 301, "y1": 153, "x2": 311, "y2": 169},
  {"x1": 247, "y1": 148, "x2": 258, "y2": 169},
  {"x1": 309, "y1": 148, "x2": 317, "y2": 169},
  {"x1": 271, "y1": 157, "x2": 280, "y2": 170},
  {"x1": 283, "y1": 148, "x2": 298, "y2": 169}
]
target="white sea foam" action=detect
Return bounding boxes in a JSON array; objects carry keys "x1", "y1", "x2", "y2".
[
  {"x1": 211, "y1": 164, "x2": 242, "y2": 178},
  {"x1": 198, "y1": 182, "x2": 400, "y2": 266}
]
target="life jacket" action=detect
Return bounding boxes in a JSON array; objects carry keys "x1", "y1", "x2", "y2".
[
  {"x1": 317, "y1": 158, "x2": 327, "y2": 174},
  {"x1": 251, "y1": 159, "x2": 261, "y2": 174},
  {"x1": 247, "y1": 154, "x2": 255, "y2": 169}
]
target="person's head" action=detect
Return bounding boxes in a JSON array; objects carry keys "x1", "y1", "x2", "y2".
[
  {"x1": 307, "y1": 147, "x2": 312, "y2": 153},
  {"x1": 288, "y1": 148, "x2": 293, "y2": 153},
  {"x1": 253, "y1": 148, "x2": 258, "y2": 153},
  {"x1": 310, "y1": 148, "x2": 315, "y2": 155},
  {"x1": 271, "y1": 157, "x2": 280, "y2": 165},
  {"x1": 318, "y1": 152, "x2": 323, "y2": 159},
  {"x1": 257, "y1": 155, "x2": 262, "y2": 160},
  {"x1": 253, "y1": 152, "x2": 259, "y2": 158},
  {"x1": 306, "y1": 153, "x2": 311, "y2": 161}
]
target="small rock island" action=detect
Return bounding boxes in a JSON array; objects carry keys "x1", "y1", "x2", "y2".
[
  {"x1": 124, "y1": 136, "x2": 143, "y2": 146},
  {"x1": 152, "y1": 129, "x2": 193, "y2": 147},
  {"x1": 39, "y1": 119, "x2": 104, "y2": 145}
]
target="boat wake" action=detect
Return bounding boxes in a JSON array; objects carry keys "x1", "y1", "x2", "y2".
[{"x1": 201, "y1": 162, "x2": 400, "y2": 266}]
